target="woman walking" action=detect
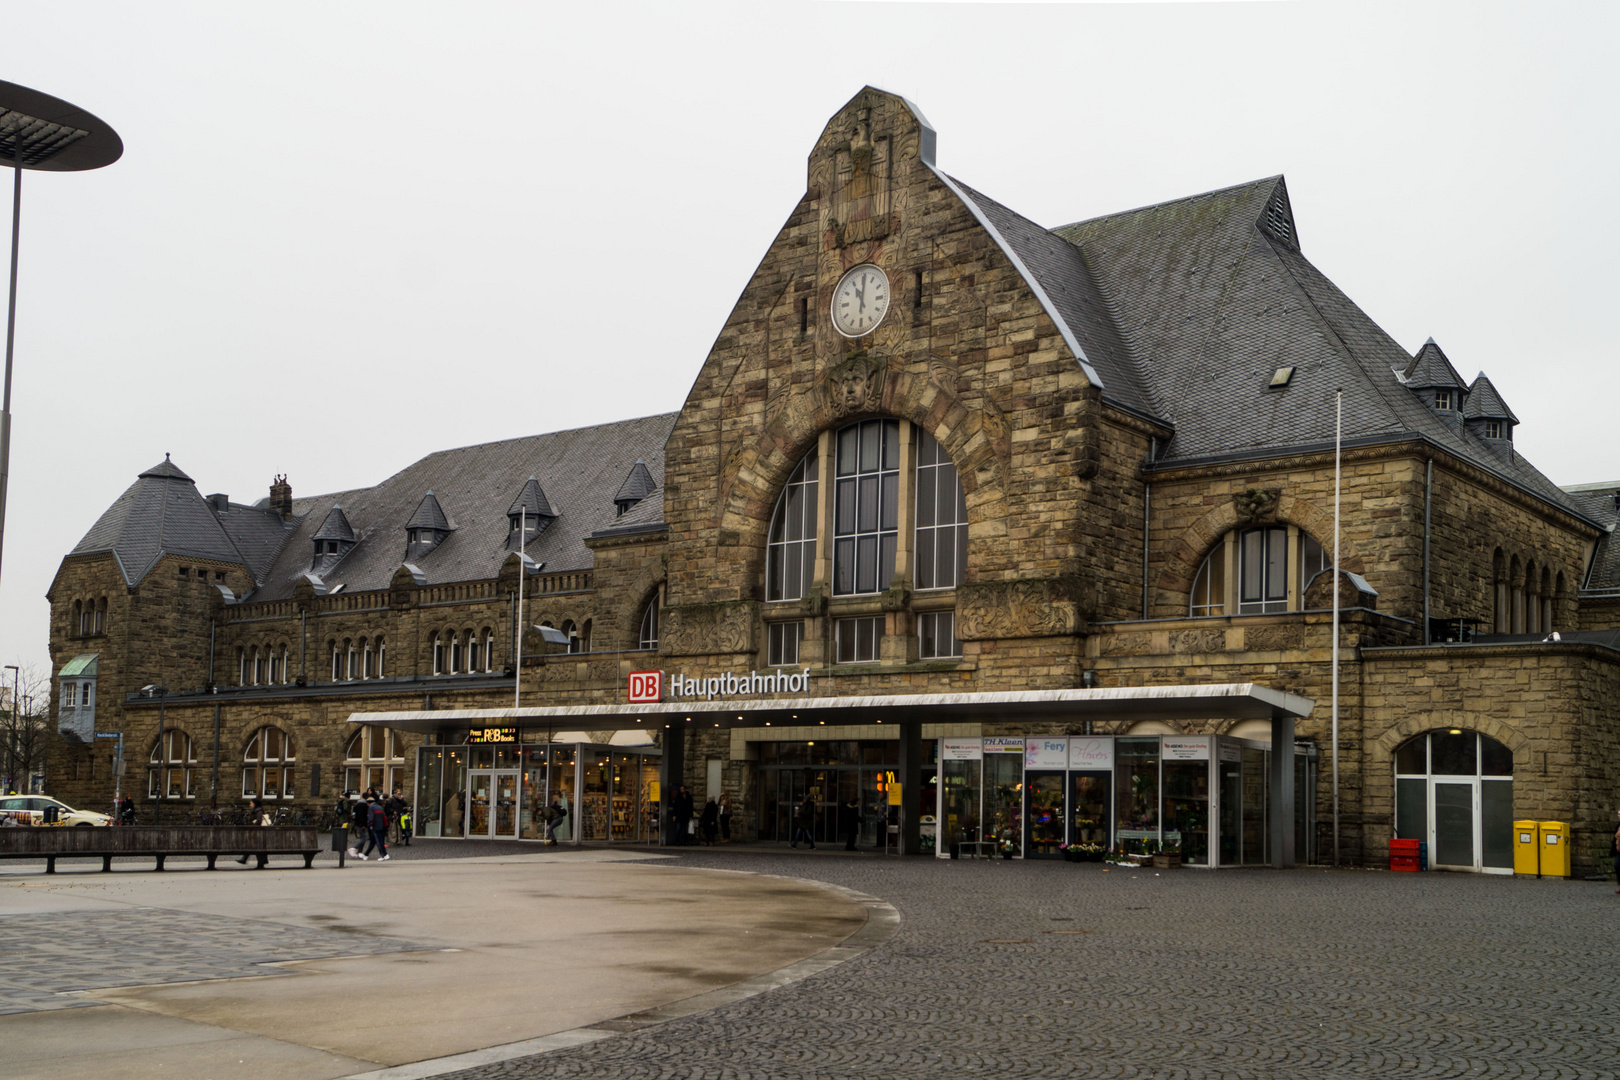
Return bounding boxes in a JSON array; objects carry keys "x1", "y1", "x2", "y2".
[{"x1": 791, "y1": 793, "x2": 817, "y2": 849}]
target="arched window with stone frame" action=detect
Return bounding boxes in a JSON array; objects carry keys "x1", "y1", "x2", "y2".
[
  {"x1": 638, "y1": 593, "x2": 660, "y2": 651},
  {"x1": 1525, "y1": 560, "x2": 1540, "y2": 635},
  {"x1": 95, "y1": 597, "x2": 107, "y2": 635},
  {"x1": 242, "y1": 726, "x2": 296, "y2": 800},
  {"x1": 345, "y1": 725, "x2": 405, "y2": 795},
  {"x1": 148, "y1": 730, "x2": 197, "y2": 800},
  {"x1": 73, "y1": 599, "x2": 84, "y2": 636},
  {"x1": 1492, "y1": 549, "x2": 1508, "y2": 633},
  {"x1": 238, "y1": 647, "x2": 249, "y2": 686},
  {"x1": 766, "y1": 447, "x2": 820, "y2": 602},
  {"x1": 1509, "y1": 555, "x2": 1525, "y2": 633},
  {"x1": 255, "y1": 644, "x2": 269, "y2": 685},
  {"x1": 1552, "y1": 571, "x2": 1566, "y2": 632},
  {"x1": 1188, "y1": 526, "x2": 1330, "y2": 616},
  {"x1": 431, "y1": 631, "x2": 444, "y2": 675},
  {"x1": 480, "y1": 628, "x2": 493, "y2": 671},
  {"x1": 329, "y1": 639, "x2": 342, "y2": 681},
  {"x1": 449, "y1": 630, "x2": 463, "y2": 674}
]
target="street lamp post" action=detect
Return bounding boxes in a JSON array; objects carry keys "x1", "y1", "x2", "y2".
[
  {"x1": 0, "y1": 83, "x2": 121, "y2": 588},
  {"x1": 2, "y1": 664, "x2": 14, "y2": 794}
]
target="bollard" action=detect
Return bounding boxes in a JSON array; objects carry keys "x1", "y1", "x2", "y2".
[{"x1": 332, "y1": 824, "x2": 348, "y2": 868}]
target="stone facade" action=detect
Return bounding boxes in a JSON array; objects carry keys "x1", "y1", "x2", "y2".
[{"x1": 41, "y1": 87, "x2": 1620, "y2": 873}]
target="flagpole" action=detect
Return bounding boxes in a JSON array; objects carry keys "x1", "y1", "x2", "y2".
[{"x1": 1332, "y1": 389, "x2": 1342, "y2": 868}]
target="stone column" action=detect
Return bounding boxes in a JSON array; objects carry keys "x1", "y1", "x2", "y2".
[
  {"x1": 1269, "y1": 714, "x2": 1296, "y2": 868},
  {"x1": 660, "y1": 724, "x2": 685, "y2": 846},
  {"x1": 897, "y1": 718, "x2": 923, "y2": 854}
]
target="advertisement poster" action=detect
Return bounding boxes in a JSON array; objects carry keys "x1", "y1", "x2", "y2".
[
  {"x1": 1025, "y1": 738, "x2": 1068, "y2": 768},
  {"x1": 941, "y1": 738, "x2": 984, "y2": 761},
  {"x1": 1068, "y1": 737, "x2": 1114, "y2": 770}
]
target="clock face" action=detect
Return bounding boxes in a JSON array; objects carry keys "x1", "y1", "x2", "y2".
[{"x1": 832, "y1": 264, "x2": 890, "y2": 338}]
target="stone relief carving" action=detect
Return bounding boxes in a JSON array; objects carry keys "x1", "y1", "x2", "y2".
[
  {"x1": 1234, "y1": 488, "x2": 1281, "y2": 523},
  {"x1": 822, "y1": 350, "x2": 889, "y2": 417},
  {"x1": 1244, "y1": 624, "x2": 1306, "y2": 652},
  {"x1": 957, "y1": 578, "x2": 1086, "y2": 640},
  {"x1": 1168, "y1": 628, "x2": 1226, "y2": 654},
  {"x1": 662, "y1": 601, "x2": 757, "y2": 656},
  {"x1": 1098, "y1": 632, "x2": 1153, "y2": 657}
]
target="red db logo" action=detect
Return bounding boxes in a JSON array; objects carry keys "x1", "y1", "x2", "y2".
[{"x1": 628, "y1": 671, "x2": 662, "y2": 704}]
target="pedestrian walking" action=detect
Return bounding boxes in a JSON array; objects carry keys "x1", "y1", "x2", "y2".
[
  {"x1": 360, "y1": 795, "x2": 390, "y2": 861},
  {"x1": 718, "y1": 792, "x2": 733, "y2": 843},
  {"x1": 348, "y1": 793, "x2": 370, "y2": 858},
  {"x1": 699, "y1": 796, "x2": 719, "y2": 846},
  {"x1": 839, "y1": 796, "x2": 861, "y2": 851},
  {"x1": 673, "y1": 785, "x2": 694, "y2": 845},
  {"x1": 236, "y1": 797, "x2": 270, "y2": 866},
  {"x1": 791, "y1": 793, "x2": 817, "y2": 849},
  {"x1": 398, "y1": 806, "x2": 412, "y2": 846}
]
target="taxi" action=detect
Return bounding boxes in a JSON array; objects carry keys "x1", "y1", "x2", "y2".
[{"x1": 0, "y1": 795, "x2": 112, "y2": 827}]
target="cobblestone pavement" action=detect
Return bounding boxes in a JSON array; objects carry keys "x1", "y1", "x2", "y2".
[
  {"x1": 0, "y1": 907, "x2": 428, "y2": 1015},
  {"x1": 436, "y1": 853, "x2": 1620, "y2": 1080}
]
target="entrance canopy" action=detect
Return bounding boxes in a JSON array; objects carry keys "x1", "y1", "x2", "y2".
[{"x1": 349, "y1": 683, "x2": 1314, "y2": 735}]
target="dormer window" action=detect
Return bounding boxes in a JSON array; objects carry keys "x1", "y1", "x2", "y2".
[
  {"x1": 613, "y1": 460, "x2": 657, "y2": 518},
  {"x1": 1485, "y1": 420, "x2": 1502, "y2": 439},
  {"x1": 1435, "y1": 390, "x2": 1454, "y2": 410},
  {"x1": 507, "y1": 476, "x2": 557, "y2": 549},
  {"x1": 312, "y1": 506, "x2": 357, "y2": 569},
  {"x1": 405, "y1": 492, "x2": 454, "y2": 561}
]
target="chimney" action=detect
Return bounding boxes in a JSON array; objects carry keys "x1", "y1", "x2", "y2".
[
  {"x1": 205, "y1": 493, "x2": 229, "y2": 514},
  {"x1": 270, "y1": 474, "x2": 293, "y2": 521}
]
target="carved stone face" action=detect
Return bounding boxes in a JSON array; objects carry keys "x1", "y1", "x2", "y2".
[{"x1": 838, "y1": 368, "x2": 869, "y2": 410}]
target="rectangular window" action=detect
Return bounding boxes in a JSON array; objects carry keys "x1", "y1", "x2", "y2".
[
  {"x1": 833, "y1": 420, "x2": 899, "y2": 595},
  {"x1": 768, "y1": 621, "x2": 803, "y2": 667},
  {"x1": 178, "y1": 567, "x2": 189, "y2": 579},
  {"x1": 835, "y1": 616, "x2": 881, "y2": 664},
  {"x1": 1238, "y1": 527, "x2": 1289, "y2": 614},
  {"x1": 914, "y1": 430, "x2": 968, "y2": 589},
  {"x1": 1435, "y1": 390, "x2": 1453, "y2": 410},
  {"x1": 917, "y1": 611, "x2": 961, "y2": 659},
  {"x1": 1485, "y1": 419, "x2": 1502, "y2": 438}
]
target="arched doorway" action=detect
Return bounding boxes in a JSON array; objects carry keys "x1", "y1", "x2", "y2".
[{"x1": 1393, "y1": 729, "x2": 1514, "y2": 874}]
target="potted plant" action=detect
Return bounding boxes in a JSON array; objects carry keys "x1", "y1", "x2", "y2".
[{"x1": 1153, "y1": 839, "x2": 1182, "y2": 869}]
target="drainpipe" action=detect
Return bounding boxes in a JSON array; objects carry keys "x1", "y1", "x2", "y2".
[
  {"x1": 211, "y1": 702, "x2": 221, "y2": 809},
  {"x1": 299, "y1": 610, "x2": 307, "y2": 684},
  {"x1": 1142, "y1": 438, "x2": 1156, "y2": 619},
  {"x1": 1423, "y1": 458, "x2": 1433, "y2": 645},
  {"x1": 207, "y1": 619, "x2": 215, "y2": 687}
]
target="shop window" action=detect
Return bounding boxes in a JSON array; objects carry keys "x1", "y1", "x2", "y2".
[
  {"x1": 833, "y1": 420, "x2": 900, "y2": 595},
  {"x1": 917, "y1": 611, "x2": 961, "y2": 659},
  {"x1": 147, "y1": 730, "x2": 196, "y2": 800},
  {"x1": 768, "y1": 621, "x2": 803, "y2": 666},
  {"x1": 834, "y1": 616, "x2": 881, "y2": 664},
  {"x1": 1394, "y1": 729, "x2": 1513, "y2": 873},
  {"x1": 766, "y1": 448, "x2": 819, "y2": 602},
  {"x1": 242, "y1": 726, "x2": 296, "y2": 800},
  {"x1": 638, "y1": 599, "x2": 659, "y2": 650},
  {"x1": 1188, "y1": 527, "x2": 1329, "y2": 616},
  {"x1": 914, "y1": 430, "x2": 968, "y2": 590},
  {"x1": 345, "y1": 725, "x2": 405, "y2": 796}
]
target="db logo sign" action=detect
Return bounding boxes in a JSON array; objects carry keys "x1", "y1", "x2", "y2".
[{"x1": 628, "y1": 671, "x2": 662, "y2": 704}]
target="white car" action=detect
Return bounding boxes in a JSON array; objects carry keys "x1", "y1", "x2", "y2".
[{"x1": 0, "y1": 795, "x2": 112, "y2": 827}]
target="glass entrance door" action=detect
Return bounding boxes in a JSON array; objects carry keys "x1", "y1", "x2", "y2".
[
  {"x1": 1070, "y1": 773, "x2": 1110, "y2": 849},
  {"x1": 492, "y1": 770, "x2": 520, "y2": 838},
  {"x1": 1433, "y1": 781, "x2": 1475, "y2": 869},
  {"x1": 1025, "y1": 772, "x2": 1066, "y2": 857},
  {"x1": 468, "y1": 772, "x2": 493, "y2": 836}
]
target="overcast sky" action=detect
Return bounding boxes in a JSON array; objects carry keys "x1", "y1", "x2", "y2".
[{"x1": 3, "y1": 0, "x2": 1614, "y2": 679}]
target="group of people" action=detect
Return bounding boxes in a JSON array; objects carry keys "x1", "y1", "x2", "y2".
[
  {"x1": 667, "y1": 786, "x2": 733, "y2": 845},
  {"x1": 342, "y1": 788, "x2": 408, "y2": 862}
]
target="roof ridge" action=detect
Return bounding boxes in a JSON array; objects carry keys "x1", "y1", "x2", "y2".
[{"x1": 1054, "y1": 175, "x2": 1283, "y2": 234}]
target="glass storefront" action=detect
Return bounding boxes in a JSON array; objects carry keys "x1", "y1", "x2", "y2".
[
  {"x1": 755, "y1": 740, "x2": 936, "y2": 849},
  {"x1": 413, "y1": 739, "x2": 657, "y2": 843},
  {"x1": 931, "y1": 733, "x2": 1312, "y2": 866}
]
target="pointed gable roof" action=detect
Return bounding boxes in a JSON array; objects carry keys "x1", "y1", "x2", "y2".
[
  {"x1": 614, "y1": 460, "x2": 657, "y2": 504},
  {"x1": 1403, "y1": 338, "x2": 1466, "y2": 390},
  {"x1": 69, "y1": 457, "x2": 251, "y2": 586},
  {"x1": 508, "y1": 476, "x2": 556, "y2": 520},
  {"x1": 312, "y1": 505, "x2": 356, "y2": 543},
  {"x1": 405, "y1": 491, "x2": 452, "y2": 532},
  {"x1": 1463, "y1": 374, "x2": 1519, "y2": 423}
]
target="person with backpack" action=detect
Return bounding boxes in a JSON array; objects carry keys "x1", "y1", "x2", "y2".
[
  {"x1": 347, "y1": 793, "x2": 370, "y2": 858},
  {"x1": 359, "y1": 795, "x2": 390, "y2": 861}
]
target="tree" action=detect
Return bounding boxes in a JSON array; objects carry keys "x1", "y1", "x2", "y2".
[{"x1": 0, "y1": 664, "x2": 50, "y2": 795}]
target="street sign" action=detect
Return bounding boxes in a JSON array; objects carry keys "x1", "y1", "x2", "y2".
[{"x1": 94, "y1": 731, "x2": 120, "y2": 738}]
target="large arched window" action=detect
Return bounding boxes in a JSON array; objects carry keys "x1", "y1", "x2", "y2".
[
  {"x1": 147, "y1": 730, "x2": 196, "y2": 800},
  {"x1": 1394, "y1": 728, "x2": 1513, "y2": 873},
  {"x1": 243, "y1": 727, "x2": 296, "y2": 800},
  {"x1": 915, "y1": 429, "x2": 968, "y2": 590},
  {"x1": 345, "y1": 725, "x2": 405, "y2": 795},
  {"x1": 638, "y1": 597, "x2": 659, "y2": 650},
  {"x1": 1189, "y1": 527, "x2": 1330, "y2": 616},
  {"x1": 766, "y1": 448, "x2": 819, "y2": 601}
]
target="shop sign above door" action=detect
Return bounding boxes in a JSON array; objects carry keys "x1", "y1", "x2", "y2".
[
  {"x1": 1068, "y1": 737, "x2": 1113, "y2": 770},
  {"x1": 941, "y1": 738, "x2": 983, "y2": 761},
  {"x1": 1025, "y1": 738, "x2": 1068, "y2": 768},
  {"x1": 1164, "y1": 738, "x2": 1211, "y2": 761},
  {"x1": 982, "y1": 736, "x2": 1025, "y2": 754}
]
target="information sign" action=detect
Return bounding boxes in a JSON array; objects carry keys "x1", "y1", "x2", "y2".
[
  {"x1": 1218, "y1": 740, "x2": 1243, "y2": 762},
  {"x1": 887, "y1": 783, "x2": 903, "y2": 806},
  {"x1": 1025, "y1": 738, "x2": 1068, "y2": 768},
  {"x1": 941, "y1": 738, "x2": 983, "y2": 761},
  {"x1": 1068, "y1": 737, "x2": 1113, "y2": 770},
  {"x1": 1162, "y1": 738, "x2": 1210, "y2": 761},
  {"x1": 467, "y1": 727, "x2": 518, "y2": 744}
]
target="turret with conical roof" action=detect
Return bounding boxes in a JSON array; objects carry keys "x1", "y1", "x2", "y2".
[
  {"x1": 613, "y1": 460, "x2": 657, "y2": 517},
  {"x1": 1463, "y1": 372, "x2": 1518, "y2": 444},
  {"x1": 1401, "y1": 338, "x2": 1468, "y2": 422},
  {"x1": 507, "y1": 476, "x2": 556, "y2": 549},
  {"x1": 312, "y1": 505, "x2": 356, "y2": 569},
  {"x1": 405, "y1": 491, "x2": 454, "y2": 560}
]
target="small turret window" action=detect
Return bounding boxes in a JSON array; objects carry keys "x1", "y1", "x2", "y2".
[{"x1": 1435, "y1": 390, "x2": 1454, "y2": 410}]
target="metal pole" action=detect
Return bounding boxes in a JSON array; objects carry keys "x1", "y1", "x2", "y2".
[
  {"x1": 514, "y1": 508, "x2": 526, "y2": 710},
  {"x1": 1331, "y1": 390, "x2": 1342, "y2": 868},
  {"x1": 0, "y1": 146, "x2": 19, "y2": 587},
  {"x1": 155, "y1": 685, "x2": 165, "y2": 828}
]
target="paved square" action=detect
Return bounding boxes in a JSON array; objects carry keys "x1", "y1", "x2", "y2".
[{"x1": 444, "y1": 853, "x2": 1620, "y2": 1080}]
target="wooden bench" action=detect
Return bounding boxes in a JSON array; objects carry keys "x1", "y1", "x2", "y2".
[{"x1": 0, "y1": 825, "x2": 321, "y2": 873}]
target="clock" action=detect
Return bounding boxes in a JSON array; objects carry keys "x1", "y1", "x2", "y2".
[{"x1": 832, "y1": 264, "x2": 890, "y2": 338}]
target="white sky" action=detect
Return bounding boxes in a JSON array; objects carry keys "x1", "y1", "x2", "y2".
[{"x1": 4, "y1": 0, "x2": 1615, "y2": 678}]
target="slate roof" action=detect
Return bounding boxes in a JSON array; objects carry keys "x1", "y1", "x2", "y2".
[
  {"x1": 508, "y1": 477, "x2": 556, "y2": 520},
  {"x1": 614, "y1": 460, "x2": 657, "y2": 505},
  {"x1": 405, "y1": 492, "x2": 452, "y2": 533},
  {"x1": 251, "y1": 412, "x2": 677, "y2": 600},
  {"x1": 312, "y1": 506, "x2": 356, "y2": 543},
  {"x1": 1463, "y1": 374, "x2": 1519, "y2": 423},
  {"x1": 69, "y1": 456, "x2": 292, "y2": 586},
  {"x1": 1562, "y1": 483, "x2": 1620, "y2": 591},
  {"x1": 1402, "y1": 339, "x2": 1467, "y2": 390}
]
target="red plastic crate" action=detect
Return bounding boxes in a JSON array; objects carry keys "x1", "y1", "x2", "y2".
[
  {"x1": 1389, "y1": 855, "x2": 1420, "y2": 872},
  {"x1": 1389, "y1": 839, "x2": 1420, "y2": 854}
]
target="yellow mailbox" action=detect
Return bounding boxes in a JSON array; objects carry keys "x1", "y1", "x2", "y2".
[
  {"x1": 1513, "y1": 820, "x2": 1541, "y2": 876},
  {"x1": 1539, "y1": 821, "x2": 1570, "y2": 878}
]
